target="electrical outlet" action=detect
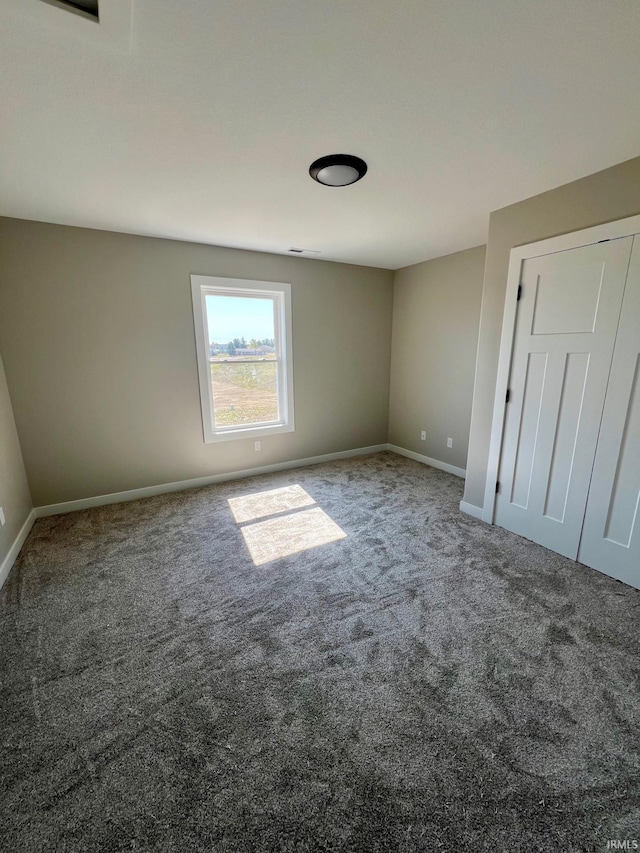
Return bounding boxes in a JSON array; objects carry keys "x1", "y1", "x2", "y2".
[
  {"x1": 0, "y1": 507, "x2": 5, "y2": 526},
  {"x1": 420, "y1": 430, "x2": 426, "y2": 441},
  {"x1": 254, "y1": 441, "x2": 261, "y2": 451},
  {"x1": 447, "y1": 437, "x2": 453, "y2": 448}
]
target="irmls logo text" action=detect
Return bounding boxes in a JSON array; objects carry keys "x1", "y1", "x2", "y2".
[{"x1": 607, "y1": 842, "x2": 639, "y2": 850}]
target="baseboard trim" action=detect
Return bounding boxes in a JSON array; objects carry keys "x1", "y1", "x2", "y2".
[
  {"x1": 459, "y1": 500, "x2": 484, "y2": 520},
  {"x1": 0, "y1": 508, "x2": 37, "y2": 591},
  {"x1": 34, "y1": 444, "x2": 389, "y2": 517},
  {"x1": 387, "y1": 444, "x2": 466, "y2": 479}
]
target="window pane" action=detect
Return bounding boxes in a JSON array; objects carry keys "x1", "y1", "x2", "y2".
[
  {"x1": 211, "y1": 361, "x2": 278, "y2": 427},
  {"x1": 205, "y1": 294, "x2": 276, "y2": 357}
]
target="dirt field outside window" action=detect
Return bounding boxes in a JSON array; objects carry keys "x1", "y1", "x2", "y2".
[{"x1": 211, "y1": 358, "x2": 278, "y2": 426}]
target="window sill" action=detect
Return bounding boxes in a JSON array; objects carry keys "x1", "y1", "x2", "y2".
[{"x1": 204, "y1": 422, "x2": 295, "y2": 444}]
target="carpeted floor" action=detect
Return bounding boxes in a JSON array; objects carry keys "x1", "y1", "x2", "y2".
[{"x1": 1, "y1": 452, "x2": 639, "y2": 851}]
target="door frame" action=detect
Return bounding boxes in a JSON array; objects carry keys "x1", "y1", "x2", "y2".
[{"x1": 482, "y1": 212, "x2": 640, "y2": 524}]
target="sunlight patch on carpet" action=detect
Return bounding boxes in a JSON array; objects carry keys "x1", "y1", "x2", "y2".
[
  {"x1": 227, "y1": 484, "x2": 315, "y2": 523},
  {"x1": 240, "y1": 506, "x2": 346, "y2": 566},
  {"x1": 229, "y1": 484, "x2": 347, "y2": 565}
]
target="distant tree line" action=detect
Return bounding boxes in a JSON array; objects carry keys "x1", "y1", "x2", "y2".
[{"x1": 210, "y1": 337, "x2": 276, "y2": 356}]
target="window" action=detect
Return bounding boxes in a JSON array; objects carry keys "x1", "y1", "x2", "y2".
[{"x1": 191, "y1": 276, "x2": 295, "y2": 443}]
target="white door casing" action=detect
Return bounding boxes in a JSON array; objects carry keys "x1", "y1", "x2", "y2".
[{"x1": 494, "y1": 238, "x2": 632, "y2": 558}]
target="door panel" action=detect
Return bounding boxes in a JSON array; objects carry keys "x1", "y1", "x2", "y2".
[
  {"x1": 543, "y1": 352, "x2": 590, "y2": 522},
  {"x1": 495, "y1": 238, "x2": 632, "y2": 559},
  {"x1": 531, "y1": 261, "x2": 605, "y2": 335},
  {"x1": 510, "y1": 352, "x2": 547, "y2": 509},
  {"x1": 578, "y1": 238, "x2": 640, "y2": 589}
]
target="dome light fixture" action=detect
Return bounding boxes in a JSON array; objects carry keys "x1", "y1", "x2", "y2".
[{"x1": 309, "y1": 154, "x2": 367, "y2": 187}]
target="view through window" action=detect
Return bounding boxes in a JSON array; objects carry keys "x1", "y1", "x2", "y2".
[{"x1": 206, "y1": 293, "x2": 279, "y2": 428}]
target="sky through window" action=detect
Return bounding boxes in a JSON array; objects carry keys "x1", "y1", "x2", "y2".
[{"x1": 205, "y1": 295, "x2": 274, "y2": 343}]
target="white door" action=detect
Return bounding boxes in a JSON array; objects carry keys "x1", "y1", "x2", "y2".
[
  {"x1": 495, "y1": 237, "x2": 633, "y2": 558},
  {"x1": 578, "y1": 237, "x2": 640, "y2": 589}
]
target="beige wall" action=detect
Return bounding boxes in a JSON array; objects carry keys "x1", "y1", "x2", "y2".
[
  {"x1": 0, "y1": 218, "x2": 394, "y2": 507},
  {"x1": 464, "y1": 156, "x2": 640, "y2": 510},
  {"x1": 0, "y1": 352, "x2": 32, "y2": 567},
  {"x1": 388, "y1": 246, "x2": 485, "y2": 470}
]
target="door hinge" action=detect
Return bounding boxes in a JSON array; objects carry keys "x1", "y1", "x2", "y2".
[
  {"x1": 506, "y1": 388, "x2": 511, "y2": 403},
  {"x1": 517, "y1": 284, "x2": 522, "y2": 301},
  {"x1": 495, "y1": 481, "x2": 501, "y2": 494}
]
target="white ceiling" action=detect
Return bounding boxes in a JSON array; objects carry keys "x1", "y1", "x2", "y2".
[{"x1": 1, "y1": 0, "x2": 639, "y2": 270}]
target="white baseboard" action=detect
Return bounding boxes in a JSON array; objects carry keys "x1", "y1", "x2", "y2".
[
  {"x1": 459, "y1": 500, "x2": 484, "y2": 520},
  {"x1": 34, "y1": 444, "x2": 389, "y2": 517},
  {"x1": 386, "y1": 444, "x2": 466, "y2": 479},
  {"x1": 0, "y1": 508, "x2": 37, "y2": 591},
  {"x1": 33, "y1": 443, "x2": 468, "y2": 521}
]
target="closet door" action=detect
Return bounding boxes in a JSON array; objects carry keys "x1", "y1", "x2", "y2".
[
  {"x1": 578, "y1": 237, "x2": 640, "y2": 589},
  {"x1": 495, "y1": 238, "x2": 632, "y2": 558}
]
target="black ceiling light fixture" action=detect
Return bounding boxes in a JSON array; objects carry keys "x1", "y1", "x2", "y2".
[
  {"x1": 309, "y1": 154, "x2": 368, "y2": 187},
  {"x1": 40, "y1": 0, "x2": 99, "y2": 21}
]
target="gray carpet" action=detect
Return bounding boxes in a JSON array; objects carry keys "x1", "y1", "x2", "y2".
[{"x1": 1, "y1": 451, "x2": 639, "y2": 851}]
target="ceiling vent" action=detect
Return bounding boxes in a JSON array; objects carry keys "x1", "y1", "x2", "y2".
[{"x1": 40, "y1": 0, "x2": 99, "y2": 22}]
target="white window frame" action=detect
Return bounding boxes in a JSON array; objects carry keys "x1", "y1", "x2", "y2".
[{"x1": 190, "y1": 275, "x2": 295, "y2": 443}]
